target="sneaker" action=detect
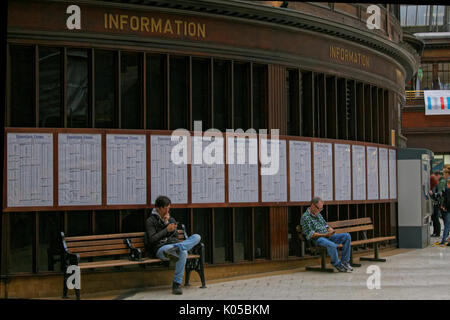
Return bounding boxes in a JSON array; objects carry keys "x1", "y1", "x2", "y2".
[
  {"x1": 172, "y1": 281, "x2": 183, "y2": 295},
  {"x1": 164, "y1": 246, "x2": 180, "y2": 262},
  {"x1": 333, "y1": 263, "x2": 348, "y2": 272},
  {"x1": 342, "y1": 261, "x2": 354, "y2": 272}
]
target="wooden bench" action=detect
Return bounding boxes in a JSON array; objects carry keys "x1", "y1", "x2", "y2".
[
  {"x1": 60, "y1": 225, "x2": 206, "y2": 299},
  {"x1": 296, "y1": 217, "x2": 396, "y2": 272}
]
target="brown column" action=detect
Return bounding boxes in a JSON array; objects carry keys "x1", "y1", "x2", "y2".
[{"x1": 267, "y1": 64, "x2": 288, "y2": 260}]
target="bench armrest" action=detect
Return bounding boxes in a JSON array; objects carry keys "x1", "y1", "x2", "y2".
[
  {"x1": 60, "y1": 232, "x2": 80, "y2": 266},
  {"x1": 124, "y1": 238, "x2": 142, "y2": 261}
]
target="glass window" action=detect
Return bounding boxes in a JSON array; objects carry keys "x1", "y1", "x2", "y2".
[
  {"x1": 234, "y1": 208, "x2": 251, "y2": 261},
  {"x1": 254, "y1": 207, "x2": 268, "y2": 259},
  {"x1": 38, "y1": 212, "x2": 62, "y2": 272},
  {"x1": 121, "y1": 210, "x2": 144, "y2": 233},
  {"x1": 39, "y1": 47, "x2": 62, "y2": 127},
  {"x1": 67, "y1": 49, "x2": 89, "y2": 128},
  {"x1": 94, "y1": 211, "x2": 117, "y2": 235},
  {"x1": 432, "y1": 5, "x2": 445, "y2": 26},
  {"x1": 213, "y1": 208, "x2": 232, "y2": 263},
  {"x1": 146, "y1": 54, "x2": 167, "y2": 130},
  {"x1": 192, "y1": 58, "x2": 211, "y2": 129},
  {"x1": 416, "y1": 6, "x2": 429, "y2": 25},
  {"x1": 8, "y1": 213, "x2": 34, "y2": 273},
  {"x1": 406, "y1": 5, "x2": 417, "y2": 26},
  {"x1": 287, "y1": 69, "x2": 300, "y2": 136},
  {"x1": 95, "y1": 50, "x2": 117, "y2": 128},
  {"x1": 421, "y1": 63, "x2": 433, "y2": 90},
  {"x1": 170, "y1": 208, "x2": 191, "y2": 235},
  {"x1": 213, "y1": 60, "x2": 231, "y2": 131},
  {"x1": 233, "y1": 63, "x2": 250, "y2": 130},
  {"x1": 444, "y1": 155, "x2": 450, "y2": 166},
  {"x1": 193, "y1": 208, "x2": 212, "y2": 263},
  {"x1": 169, "y1": 56, "x2": 189, "y2": 130},
  {"x1": 252, "y1": 64, "x2": 267, "y2": 131},
  {"x1": 121, "y1": 52, "x2": 142, "y2": 129},
  {"x1": 438, "y1": 62, "x2": 450, "y2": 90},
  {"x1": 10, "y1": 45, "x2": 35, "y2": 127},
  {"x1": 66, "y1": 211, "x2": 91, "y2": 236},
  {"x1": 400, "y1": 6, "x2": 407, "y2": 26}
]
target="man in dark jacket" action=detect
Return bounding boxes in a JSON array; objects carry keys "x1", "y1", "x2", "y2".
[
  {"x1": 439, "y1": 179, "x2": 450, "y2": 246},
  {"x1": 430, "y1": 171, "x2": 445, "y2": 237},
  {"x1": 145, "y1": 195, "x2": 201, "y2": 295}
]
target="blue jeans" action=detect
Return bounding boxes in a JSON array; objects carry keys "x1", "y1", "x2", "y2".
[
  {"x1": 156, "y1": 234, "x2": 201, "y2": 284},
  {"x1": 316, "y1": 233, "x2": 351, "y2": 266},
  {"x1": 440, "y1": 211, "x2": 450, "y2": 244}
]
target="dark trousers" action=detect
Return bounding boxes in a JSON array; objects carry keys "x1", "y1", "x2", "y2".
[{"x1": 432, "y1": 205, "x2": 441, "y2": 236}]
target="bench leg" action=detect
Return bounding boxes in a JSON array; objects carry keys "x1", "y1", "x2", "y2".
[
  {"x1": 305, "y1": 250, "x2": 334, "y2": 273},
  {"x1": 75, "y1": 289, "x2": 80, "y2": 300},
  {"x1": 62, "y1": 268, "x2": 68, "y2": 299},
  {"x1": 359, "y1": 243, "x2": 386, "y2": 262},
  {"x1": 350, "y1": 248, "x2": 362, "y2": 267},
  {"x1": 184, "y1": 268, "x2": 192, "y2": 287}
]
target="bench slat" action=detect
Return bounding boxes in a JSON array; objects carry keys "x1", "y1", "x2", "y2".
[
  {"x1": 78, "y1": 249, "x2": 131, "y2": 258},
  {"x1": 65, "y1": 232, "x2": 145, "y2": 242},
  {"x1": 351, "y1": 236, "x2": 396, "y2": 246},
  {"x1": 70, "y1": 242, "x2": 145, "y2": 253},
  {"x1": 78, "y1": 254, "x2": 201, "y2": 269},
  {"x1": 328, "y1": 218, "x2": 372, "y2": 228},
  {"x1": 67, "y1": 238, "x2": 144, "y2": 248},
  {"x1": 334, "y1": 225, "x2": 373, "y2": 234}
]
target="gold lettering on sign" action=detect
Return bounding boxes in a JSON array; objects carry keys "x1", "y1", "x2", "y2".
[
  {"x1": 104, "y1": 13, "x2": 207, "y2": 39},
  {"x1": 329, "y1": 45, "x2": 370, "y2": 68}
]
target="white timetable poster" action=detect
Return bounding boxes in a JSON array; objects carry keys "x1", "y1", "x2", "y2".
[
  {"x1": 58, "y1": 134, "x2": 102, "y2": 206},
  {"x1": 289, "y1": 140, "x2": 312, "y2": 202},
  {"x1": 150, "y1": 135, "x2": 188, "y2": 204},
  {"x1": 227, "y1": 137, "x2": 259, "y2": 203},
  {"x1": 379, "y1": 148, "x2": 389, "y2": 200},
  {"x1": 352, "y1": 145, "x2": 366, "y2": 200},
  {"x1": 313, "y1": 142, "x2": 333, "y2": 201},
  {"x1": 334, "y1": 143, "x2": 351, "y2": 201},
  {"x1": 367, "y1": 146, "x2": 379, "y2": 200},
  {"x1": 107, "y1": 134, "x2": 146, "y2": 205},
  {"x1": 191, "y1": 136, "x2": 225, "y2": 204},
  {"x1": 261, "y1": 139, "x2": 287, "y2": 202},
  {"x1": 389, "y1": 149, "x2": 397, "y2": 199},
  {"x1": 7, "y1": 133, "x2": 53, "y2": 207}
]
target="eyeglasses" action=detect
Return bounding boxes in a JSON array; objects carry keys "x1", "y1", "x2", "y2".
[{"x1": 312, "y1": 203, "x2": 323, "y2": 212}]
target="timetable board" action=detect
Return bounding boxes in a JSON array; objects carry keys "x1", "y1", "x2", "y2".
[
  {"x1": 379, "y1": 148, "x2": 389, "y2": 200},
  {"x1": 7, "y1": 133, "x2": 53, "y2": 207},
  {"x1": 261, "y1": 139, "x2": 287, "y2": 202},
  {"x1": 191, "y1": 136, "x2": 225, "y2": 204},
  {"x1": 352, "y1": 145, "x2": 366, "y2": 200},
  {"x1": 106, "y1": 134, "x2": 146, "y2": 205},
  {"x1": 150, "y1": 135, "x2": 188, "y2": 204},
  {"x1": 334, "y1": 143, "x2": 351, "y2": 201},
  {"x1": 313, "y1": 142, "x2": 333, "y2": 201},
  {"x1": 58, "y1": 134, "x2": 102, "y2": 206},
  {"x1": 389, "y1": 149, "x2": 397, "y2": 199},
  {"x1": 227, "y1": 137, "x2": 259, "y2": 203},
  {"x1": 367, "y1": 146, "x2": 379, "y2": 200},
  {"x1": 289, "y1": 140, "x2": 312, "y2": 202}
]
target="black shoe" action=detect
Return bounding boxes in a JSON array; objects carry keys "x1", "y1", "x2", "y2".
[
  {"x1": 333, "y1": 263, "x2": 348, "y2": 273},
  {"x1": 172, "y1": 282, "x2": 183, "y2": 295},
  {"x1": 164, "y1": 246, "x2": 180, "y2": 262}
]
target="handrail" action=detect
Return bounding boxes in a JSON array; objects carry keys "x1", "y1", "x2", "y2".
[{"x1": 405, "y1": 90, "x2": 424, "y2": 100}]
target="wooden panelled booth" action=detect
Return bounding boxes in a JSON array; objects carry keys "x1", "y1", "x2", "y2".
[{"x1": 2, "y1": 0, "x2": 420, "y2": 298}]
